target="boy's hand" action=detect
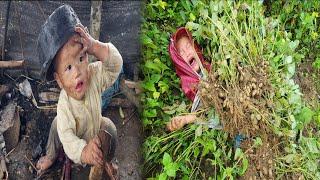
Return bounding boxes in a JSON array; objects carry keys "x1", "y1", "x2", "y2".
[
  {"x1": 74, "y1": 24, "x2": 97, "y2": 55},
  {"x1": 166, "y1": 114, "x2": 197, "y2": 132},
  {"x1": 81, "y1": 135, "x2": 104, "y2": 167}
]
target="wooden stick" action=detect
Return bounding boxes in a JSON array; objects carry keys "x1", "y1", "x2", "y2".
[
  {"x1": 122, "y1": 109, "x2": 137, "y2": 126},
  {"x1": 108, "y1": 98, "x2": 133, "y2": 108},
  {"x1": 0, "y1": 60, "x2": 24, "y2": 68},
  {"x1": 5, "y1": 147, "x2": 15, "y2": 158},
  {"x1": 24, "y1": 155, "x2": 37, "y2": 171}
]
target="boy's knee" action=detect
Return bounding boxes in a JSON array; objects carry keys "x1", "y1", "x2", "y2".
[
  {"x1": 45, "y1": 117, "x2": 60, "y2": 161},
  {"x1": 51, "y1": 117, "x2": 58, "y2": 128}
]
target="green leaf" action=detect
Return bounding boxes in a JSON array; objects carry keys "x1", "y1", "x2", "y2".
[
  {"x1": 289, "y1": 40, "x2": 299, "y2": 51},
  {"x1": 193, "y1": 146, "x2": 200, "y2": 158},
  {"x1": 143, "y1": 81, "x2": 156, "y2": 92},
  {"x1": 153, "y1": 91, "x2": 160, "y2": 99},
  {"x1": 158, "y1": 0, "x2": 167, "y2": 10},
  {"x1": 176, "y1": 101, "x2": 187, "y2": 113},
  {"x1": 141, "y1": 34, "x2": 157, "y2": 49},
  {"x1": 296, "y1": 106, "x2": 315, "y2": 126},
  {"x1": 200, "y1": 8, "x2": 208, "y2": 18},
  {"x1": 165, "y1": 163, "x2": 178, "y2": 177},
  {"x1": 306, "y1": 160, "x2": 317, "y2": 172},
  {"x1": 227, "y1": 148, "x2": 232, "y2": 158},
  {"x1": 154, "y1": 58, "x2": 169, "y2": 73},
  {"x1": 284, "y1": 56, "x2": 293, "y2": 64},
  {"x1": 312, "y1": 57, "x2": 320, "y2": 69},
  {"x1": 253, "y1": 137, "x2": 262, "y2": 147},
  {"x1": 287, "y1": 63, "x2": 296, "y2": 77},
  {"x1": 202, "y1": 139, "x2": 214, "y2": 157},
  {"x1": 158, "y1": 173, "x2": 167, "y2": 180},
  {"x1": 185, "y1": 22, "x2": 200, "y2": 31},
  {"x1": 181, "y1": 0, "x2": 191, "y2": 11},
  {"x1": 162, "y1": 153, "x2": 172, "y2": 166},
  {"x1": 151, "y1": 74, "x2": 161, "y2": 83},
  {"x1": 241, "y1": 158, "x2": 249, "y2": 175},
  {"x1": 234, "y1": 148, "x2": 243, "y2": 160},
  {"x1": 283, "y1": 154, "x2": 295, "y2": 163},
  {"x1": 224, "y1": 167, "x2": 233, "y2": 177},
  {"x1": 306, "y1": 138, "x2": 319, "y2": 153},
  {"x1": 273, "y1": 55, "x2": 282, "y2": 63},
  {"x1": 145, "y1": 61, "x2": 161, "y2": 73},
  {"x1": 141, "y1": 34, "x2": 152, "y2": 45},
  {"x1": 195, "y1": 125, "x2": 202, "y2": 137},
  {"x1": 163, "y1": 109, "x2": 176, "y2": 115},
  {"x1": 158, "y1": 81, "x2": 169, "y2": 93},
  {"x1": 143, "y1": 109, "x2": 157, "y2": 117},
  {"x1": 189, "y1": 13, "x2": 196, "y2": 21},
  {"x1": 146, "y1": 98, "x2": 160, "y2": 108}
]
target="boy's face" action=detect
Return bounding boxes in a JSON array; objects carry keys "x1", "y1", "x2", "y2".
[
  {"x1": 176, "y1": 36, "x2": 200, "y2": 73},
  {"x1": 54, "y1": 34, "x2": 89, "y2": 100}
]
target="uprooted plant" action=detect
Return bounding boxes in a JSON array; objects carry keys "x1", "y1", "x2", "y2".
[
  {"x1": 187, "y1": 0, "x2": 319, "y2": 179},
  {"x1": 185, "y1": 1, "x2": 279, "y2": 178}
]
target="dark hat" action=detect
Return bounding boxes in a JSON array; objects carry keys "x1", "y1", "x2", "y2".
[{"x1": 37, "y1": 4, "x2": 81, "y2": 81}]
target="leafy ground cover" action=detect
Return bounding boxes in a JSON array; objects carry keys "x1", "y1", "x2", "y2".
[{"x1": 140, "y1": 0, "x2": 320, "y2": 179}]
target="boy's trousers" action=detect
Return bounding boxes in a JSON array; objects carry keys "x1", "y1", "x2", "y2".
[{"x1": 45, "y1": 116, "x2": 117, "y2": 163}]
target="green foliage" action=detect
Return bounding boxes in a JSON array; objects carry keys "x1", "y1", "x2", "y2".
[
  {"x1": 141, "y1": 0, "x2": 320, "y2": 179},
  {"x1": 313, "y1": 57, "x2": 320, "y2": 69},
  {"x1": 265, "y1": 1, "x2": 320, "y2": 57},
  {"x1": 141, "y1": 0, "x2": 189, "y2": 131},
  {"x1": 158, "y1": 153, "x2": 179, "y2": 179},
  {"x1": 143, "y1": 125, "x2": 248, "y2": 179},
  {"x1": 141, "y1": 1, "x2": 251, "y2": 178},
  {"x1": 264, "y1": 2, "x2": 320, "y2": 178}
]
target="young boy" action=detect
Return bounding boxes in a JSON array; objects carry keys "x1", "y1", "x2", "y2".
[
  {"x1": 36, "y1": 5, "x2": 121, "y2": 179},
  {"x1": 166, "y1": 27, "x2": 212, "y2": 131}
]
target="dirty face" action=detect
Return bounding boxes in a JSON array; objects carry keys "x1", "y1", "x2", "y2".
[
  {"x1": 54, "y1": 34, "x2": 89, "y2": 100},
  {"x1": 176, "y1": 36, "x2": 200, "y2": 73}
]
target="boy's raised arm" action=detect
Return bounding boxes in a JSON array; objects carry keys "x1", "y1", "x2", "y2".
[
  {"x1": 74, "y1": 24, "x2": 109, "y2": 62},
  {"x1": 74, "y1": 24, "x2": 123, "y2": 93}
]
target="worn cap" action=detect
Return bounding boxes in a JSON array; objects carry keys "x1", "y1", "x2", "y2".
[{"x1": 37, "y1": 4, "x2": 81, "y2": 81}]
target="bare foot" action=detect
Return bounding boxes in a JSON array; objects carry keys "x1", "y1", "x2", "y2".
[{"x1": 36, "y1": 155, "x2": 54, "y2": 173}]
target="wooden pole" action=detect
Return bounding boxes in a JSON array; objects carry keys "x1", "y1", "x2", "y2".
[
  {"x1": 1, "y1": 1, "x2": 12, "y2": 76},
  {"x1": 0, "y1": 60, "x2": 24, "y2": 68},
  {"x1": 89, "y1": 1, "x2": 102, "y2": 62}
]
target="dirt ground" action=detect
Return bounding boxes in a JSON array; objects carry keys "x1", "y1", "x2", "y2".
[
  {"x1": 0, "y1": 78, "x2": 143, "y2": 180},
  {"x1": 294, "y1": 59, "x2": 320, "y2": 107}
]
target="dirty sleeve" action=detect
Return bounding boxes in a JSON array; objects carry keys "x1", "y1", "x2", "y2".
[
  {"x1": 56, "y1": 91, "x2": 87, "y2": 164},
  {"x1": 89, "y1": 43, "x2": 123, "y2": 94}
]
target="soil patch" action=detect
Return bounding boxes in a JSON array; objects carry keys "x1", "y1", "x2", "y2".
[
  {"x1": 294, "y1": 59, "x2": 319, "y2": 107},
  {"x1": 199, "y1": 60, "x2": 280, "y2": 178},
  {"x1": 200, "y1": 61, "x2": 272, "y2": 138}
]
